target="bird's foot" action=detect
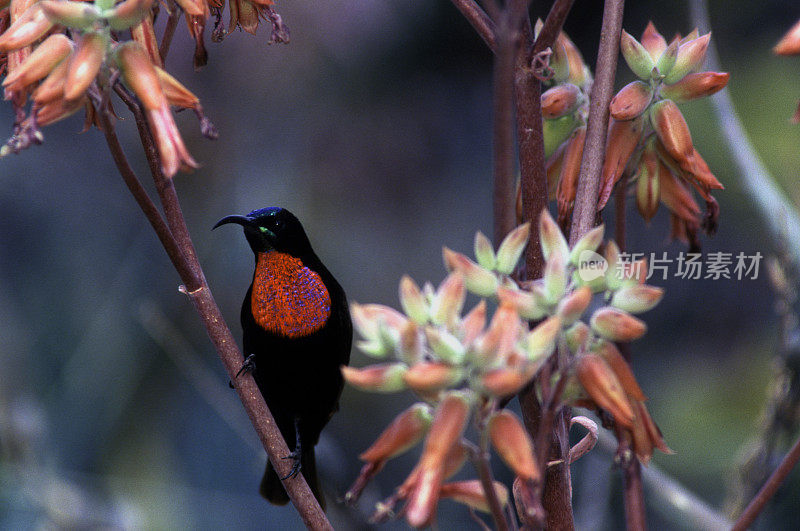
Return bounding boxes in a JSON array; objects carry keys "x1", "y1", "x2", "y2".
[
  {"x1": 228, "y1": 353, "x2": 257, "y2": 388},
  {"x1": 281, "y1": 450, "x2": 302, "y2": 480}
]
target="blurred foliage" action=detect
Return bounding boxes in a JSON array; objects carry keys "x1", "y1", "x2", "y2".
[{"x1": 2, "y1": 0, "x2": 800, "y2": 529}]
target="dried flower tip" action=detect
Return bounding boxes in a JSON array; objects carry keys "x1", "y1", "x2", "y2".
[
  {"x1": 598, "y1": 116, "x2": 644, "y2": 210},
  {"x1": 775, "y1": 19, "x2": 800, "y2": 55},
  {"x1": 539, "y1": 208, "x2": 569, "y2": 262},
  {"x1": 611, "y1": 284, "x2": 664, "y2": 314},
  {"x1": 661, "y1": 71, "x2": 729, "y2": 103},
  {"x1": 526, "y1": 315, "x2": 561, "y2": 360},
  {"x1": 442, "y1": 247, "x2": 498, "y2": 297},
  {"x1": 621, "y1": 30, "x2": 656, "y2": 80},
  {"x1": 440, "y1": 480, "x2": 509, "y2": 513},
  {"x1": 495, "y1": 222, "x2": 530, "y2": 275},
  {"x1": 473, "y1": 230, "x2": 496, "y2": 270},
  {"x1": 576, "y1": 354, "x2": 635, "y2": 428},
  {"x1": 146, "y1": 106, "x2": 199, "y2": 177},
  {"x1": 590, "y1": 306, "x2": 647, "y2": 342},
  {"x1": 0, "y1": 3, "x2": 53, "y2": 53},
  {"x1": 3, "y1": 34, "x2": 72, "y2": 94},
  {"x1": 664, "y1": 33, "x2": 710, "y2": 84},
  {"x1": 610, "y1": 81, "x2": 652, "y2": 121},
  {"x1": 429, "y1": 272, "x2": 465, "y2": 328},
  {"x1": 64, "y1": 31, "x2": 105, "y2": 103},
  {"x1": 488, "y1": 410, "x2": 540, "y2": 481},
  {"x1": 39, "y1": 0, "x2": 100, "y2": 29},
  {"x1": 592, "y1": 340, "x2": 646, "y2": 401},
  {"x1": 360, "y1": 403, "x2": 432, "y2": 463},
  {"x1": 341, "y1": 363, "x2": 408, "y2": 393},
  {"x1": 541, "y1": 83, "x2": 580, "y2": 119},
  {"x1": 399, "y1": 275, "x2": 429, "y2": 324}
]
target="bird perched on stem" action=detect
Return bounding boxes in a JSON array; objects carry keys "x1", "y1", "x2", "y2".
[{"x1": 214, "y1": 207, "x2": 352, "y2": 509}]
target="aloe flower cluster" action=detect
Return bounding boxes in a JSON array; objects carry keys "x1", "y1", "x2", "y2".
[
  {"x1": 0, "y1": 0, "x2": 283, "y2": 176},
  {"x1": 343, "y1": 211, "x2": 670, "y2": 527},
  {"x1": 539, "y1": 23, "x2": 729, "y2": 250},
  {"x1": 774, "y1": 19, "x2": 800, "y2": 122}
]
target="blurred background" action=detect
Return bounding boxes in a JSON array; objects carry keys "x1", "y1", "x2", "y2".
[{"x1": 2, "y1": 0, "x2": 800, "y2": 528}]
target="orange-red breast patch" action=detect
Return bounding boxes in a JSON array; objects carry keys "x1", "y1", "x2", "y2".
[{"x1": 251, "y1": 251, "x2": 332, "y2": 338}]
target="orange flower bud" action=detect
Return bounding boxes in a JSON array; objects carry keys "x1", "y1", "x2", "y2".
[
  {"x1": 155, "y1": 66, "x2": 201, "y2": 110},
  {"x1": 0, "y1": 3, "x2": 53, "y2": 53},
  {"x1": 556, "y1": 126, "x2": 585, "y2": 225},
  {"x1": 576, "y1": 353, "x2": 634, "y2": 428},
  {"x1": 658, "y1": 162, "x2": 701, "y2": 222},
  {"x1": 442, "y1": 247, "x2": 498, "y2": 297},
  {"x1": 598, "y1": 116, "x2": 644, "y2": 209},
  {"x1": 635, "y1": 139, "x2": 660, "y2": 221},
  {"x1": 403, "y1": 361, "x2": 462, "y2": 393},
  {"x1": 3, "y1": 33, "x2": 72, "y2": 94},
  {"x1": 488, "y1": 410, "x2": 540, "y2": 481},
  {"x1": 590, "y1": 306, "x2": 647, "y2": 342},
  {"x1": 661, "y1": 71, "x2": 729, "y2": 103},
  {"x1": 32, "y1": 55, "x2": 70, "y2": 106},
  {"x1": 479, "y1": 366, "x2": 531, "y2": 397},
  {"x1": 664, "y1": 33, "x2": 710, "y2": 85},
  {"x1": 636, "y1": 400, "x2": 672, "y2": 455},
  {"x1": 429, "y1": 272, "x2": 465, "y2": 327},
  {"x1": 341, "y1": 363, "x2": 407, "y2": 393},
  {"x1": 558, "y1": 32, "x2": 587, "y2": 87},
  {"x1": 440, "y1": 480, "x2": 509, "y2": 513},
  {"x1": 359, "y1": 403, "x2": 432, "y2": 463},
  {"x1": 175, "y1": 0, "x2": 208, "y2": 16},
  {"x1": 64, "y1": 31, "x2": 105, "y2": 103},
  {"x1": 611, "y1": 284, "x2": 664, "y2": 315},
  {"x1": 556, "y1": 285, "x2": 592, "y2": 325},
  {"x1": 38, "y1": 0, "x2": 100, "y2": 28},
  {"x1": 640, "y1": 21, "x2": 666, "y2": 61},
  {"x1": 130, "y1": 14, "x2": 162, "y2": 68},
  {"x1": 496, "y1": 285, "x2": 547, "y2": 321},
  {"x1": 405, "y1": 392, "x2": 470, "y2": 528},
  {"x1": 541, "y1": 83, "x2": 580, "y2": 119},
  {"x1": 474, "y1": 302, "x2": 521, "y2": 364},
  {"x1": 592, "y1": 340, "x2": 646, "y2": 401},
  {"x1": 775, "y1": 19, "x2": 800, "y2": 55},
  {"x1": 106, "y1": 0, "x2": 157, "y2": 31},
  {"x1": 610, "y1": 81, "x2": 652, "y2": 121},
  {"x1": 651, "y1": 99, "x2": 694, "y2": 167},
  {"x1": 460, "y1": 300, "x2": 486, "y2": 346}
]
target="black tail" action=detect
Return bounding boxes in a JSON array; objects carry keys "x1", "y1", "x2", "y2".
[{"x1": 260, "y1": 446, "x2": 325, "y2": 510}]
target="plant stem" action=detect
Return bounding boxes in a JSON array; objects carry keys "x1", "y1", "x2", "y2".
[
  {"x1": 568, "y1": 0, "x2": 625, "y2": 245},
  {"x1": 449, "y1": 0, "x2": 497, "y2": 52},
  {"x1": 467, "y1": 436, "x2": 510, "y2": 531},
  {"x1": 159, "y1": 1, "x2": 182, "y2": 65},
  {"x1": 732, "y1": 434, "x2": 800, "y2": 531},
  {"x1": 615, "y1": 430, "x2": 646, "y2": 531}
]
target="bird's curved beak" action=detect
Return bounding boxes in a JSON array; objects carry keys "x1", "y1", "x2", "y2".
[{"x1": 213, "y1": 214, "x2": 254, "y2": 230}]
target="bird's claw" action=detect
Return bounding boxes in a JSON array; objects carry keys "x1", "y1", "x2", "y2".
[
  {"x1": 281, "y1": 451, "x2": 301, "y2": 480},
  {"x1": 229, "y1": 354, "x2": 257, "y2": 388}
]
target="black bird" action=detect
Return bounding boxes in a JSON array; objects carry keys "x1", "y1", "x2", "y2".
[{"x1": 214, "y1": 207, "x2": 352, "y2": 508}]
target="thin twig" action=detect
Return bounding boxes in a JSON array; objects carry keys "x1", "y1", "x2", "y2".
[
  {"x1": 159, "y1": 1, "x2": 182, "y2": 64},
  {"x1": 465, "y1": 437, "x2": 510, "y2": 531},
  {"x1": 449, "y1": 0, "x2": 497, "y2": 52},
  {"x1": 568, "y1": 0, "x2": 625, "y2": 245},
  {"x1": 614, "y1": 430, "x2": 646, "y2": 531},
  {"x1": 732, "y1": 434, "x2": 800, "y2": 530}
]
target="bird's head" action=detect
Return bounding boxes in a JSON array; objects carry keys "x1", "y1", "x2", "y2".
[{"x1": 213, "y1": 207, "x2": 313, "y2": 256}]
